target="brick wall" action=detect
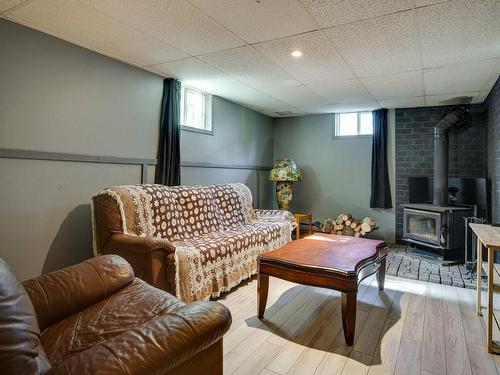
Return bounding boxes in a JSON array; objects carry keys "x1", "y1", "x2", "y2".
[
  {"x1": 486, "y1": 77, "x2": 500, "y2": 223},
  {"x1": 395, "y1": 104, "x2": 487, "y2": 241}
]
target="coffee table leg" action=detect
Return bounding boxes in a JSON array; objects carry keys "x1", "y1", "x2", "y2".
[
  {"x1": 377, "y1": 258, "x2": 386, "y2": 291},
  {"x1": 341, "y1": 292, "x2": 357, "y2": 346},
  {"x1": 258, "y1": 273, "x2": 269, "y2": 319}
]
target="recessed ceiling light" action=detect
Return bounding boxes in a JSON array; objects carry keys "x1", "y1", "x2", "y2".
[{"x1": 291, "y1": 50, "x2": 303, "y2": 58}]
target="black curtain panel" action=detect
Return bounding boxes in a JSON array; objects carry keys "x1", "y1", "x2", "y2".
[
  {"x1": 155, "y1": 78, "x2": 181, "y2": 186},
  {"x1": 370, "y1": 108, "x2": 393, "y2": 209}
]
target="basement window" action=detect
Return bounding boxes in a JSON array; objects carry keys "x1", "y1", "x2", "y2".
[
  {"x1": 334, "y1": 111, "x2": 373, "y2": 137},
  {"x1": 180, "y1": 86, "x2": 212, "y2": 134}
]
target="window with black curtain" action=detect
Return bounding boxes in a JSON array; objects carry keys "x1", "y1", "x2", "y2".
[
  {"x1": 370, "y1": 108, "x2": 392, "y2": 209},
  {"x1": 155, "y1": 78, "x2": 181, "y2": 186}
]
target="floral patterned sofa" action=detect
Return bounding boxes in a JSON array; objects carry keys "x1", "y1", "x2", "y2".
[{"x1": 92, "y1": 183, "x2": 294, "y2": 302}]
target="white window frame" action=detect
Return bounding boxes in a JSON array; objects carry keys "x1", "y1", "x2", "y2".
[
  {"x1": 333, "y1": 111, "x2": 373, "y2": 138},
  {"x1": 180, "y1": 85, "x2": 213, "y2": 135}
]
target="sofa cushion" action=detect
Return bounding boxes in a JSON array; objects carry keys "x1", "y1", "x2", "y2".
[
  {"x1": 45, "y1": 299, "x2": 231, "y2": 375},
  {"x1": 41, "y1": 278, "x2": 185, "y2": 367},
  {"x1": 0, "y1": 258, "x2": 51, "y2": 374},
  {"x1": 173, "y1": 221, "x2": 291, "y2": 302}
]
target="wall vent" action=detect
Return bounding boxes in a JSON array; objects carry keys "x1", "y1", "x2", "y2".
[{"x1": 274, "y1": 111, "x2": 300, "y2": 117}]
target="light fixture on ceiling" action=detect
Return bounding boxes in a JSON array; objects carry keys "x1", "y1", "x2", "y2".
[{"x1": 291, "y1": 50, "x2": 303, "y2": 58}]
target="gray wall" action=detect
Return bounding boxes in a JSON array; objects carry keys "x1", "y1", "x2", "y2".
[
  {"x1": 0, "y1": 18, "x2": 273, "y2": 280},
  {"x1": 0, "y1": 18, "x2": 161, "y2": 280},
  {"x1": 273, "y1": 112, "x2": 396, "y2": 243},
  {"x1": 180, "y1": 96, "x2": 274, "y2": 208}
]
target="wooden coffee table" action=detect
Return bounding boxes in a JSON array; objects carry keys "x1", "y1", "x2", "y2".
[{"x1": 257, "y1": 233, "x2": 388, "y2": 346}]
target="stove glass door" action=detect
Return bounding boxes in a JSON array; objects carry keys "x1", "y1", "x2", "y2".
[{"x1": 404, "y1": 209, "x2": 442, "y2": 247}]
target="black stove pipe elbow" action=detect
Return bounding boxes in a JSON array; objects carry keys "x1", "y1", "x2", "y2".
[{"x1": 433, "y1": 108, "x2": 470, "y2": 206}]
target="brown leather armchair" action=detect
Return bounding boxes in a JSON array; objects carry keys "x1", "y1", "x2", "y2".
[{"x1": 0, "y1": 255, "x2": 231, "y2": 375}]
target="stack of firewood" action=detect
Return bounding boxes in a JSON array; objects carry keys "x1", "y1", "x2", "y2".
[{"x1": 320, "y1": 214, "x2": 376, "y2": 238}]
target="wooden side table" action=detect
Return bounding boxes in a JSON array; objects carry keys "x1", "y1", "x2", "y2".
[
  {"x1": 293, "y1": 213, "x2": 312, "y2": 240},
  {"x1": 470, "y1": 223, "x2": 500, "y2": 354}
]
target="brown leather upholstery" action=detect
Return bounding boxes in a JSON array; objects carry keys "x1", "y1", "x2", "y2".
[
  {"x1": 102, "y1": 233, "x2": 175, "y2": 291},
  {"x1": 1, "y1": 255, "x2": 231, "y2": 375},
  {"x1": 23, "y1": 255, "x2": 135, "y2": 330},
  {"x1": 93, "y1": 192, "x2": 176, "y2": 292},
  {"x1": 0, "y1": 258, "x2": 50, "y2": 374}
]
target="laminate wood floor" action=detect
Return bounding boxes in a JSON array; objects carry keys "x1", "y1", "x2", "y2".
[{"x1": 215, "y1": 274, "x2": 500, "y2": 375}]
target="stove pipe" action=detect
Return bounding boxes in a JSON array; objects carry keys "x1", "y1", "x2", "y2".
[{"x1": 433, "y1": 108, "x2": 469, "y2": 205}]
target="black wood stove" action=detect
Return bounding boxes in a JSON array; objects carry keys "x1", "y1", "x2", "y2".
[
  {"x1": 402, "y1": 108, "x2": 476, "y2": 264},
  {"x1": 403, "y1": 203, "x2": 474, "y2": 263}
]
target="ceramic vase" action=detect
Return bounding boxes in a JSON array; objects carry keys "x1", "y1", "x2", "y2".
[{"x1": 276, "y1": 181, "x2": 293, "y2": 211}]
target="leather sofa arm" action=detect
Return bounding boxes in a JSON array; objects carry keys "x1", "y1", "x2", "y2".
[
  {"x1": 46, "y1": 301, "x2": 232, "y2": 375},
  {"x1": 23, "y1": 255, "x2": 134, "y2": 331},
  {"x1": 101, "y1": 234, "x2": 176, "y2": 292},
  {"x1": 103, "y1": 233, "x2": 175, "y2": 255}
]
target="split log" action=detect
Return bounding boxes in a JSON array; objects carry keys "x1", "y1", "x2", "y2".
[
  {"x1": 327, "y1": 213, "x2": 376, "y2": 238},
  {"x1": 361, "y1": 222, "x2": 373, "y2": 233},
  {"x1": 320, "y1": 218, "x2": 334, "y2": 233},
  {"x1": 341, "y1": 214, "x2": 352, "y2": 222},
  {"x1": 362, "y1": 217, "x2": 376, "y2": 227},
  {"x1": 342, "y1": 227, "x2": 354, "y2": 236}
]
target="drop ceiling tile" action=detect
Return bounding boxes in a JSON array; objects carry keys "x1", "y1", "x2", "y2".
[
  {"x1": 423, "y1": 59, "x2": 500, "y2": 95},
  {"x1": 299, "y1": 0, "x2": 413, "y2": 28},
  {"x1": 308, "y1": 79, "x2": 375, "y2": 104},
  {"x1": 0, "y1": 0, "x2": 25, "y2": 13},
  {"x1": 417, "y1": 0, "x2": 500, "y2": 68},
  {"x1": 151, "y1": 57, "x2": 291, "y2": 111},
  {"x1": 7, "y1": 0, "x2": 187, "y2": 67},
  {"x1": 84, "y1": 0, "x2": 245, "y2": 55},
  {"x1": 271, "y1": 85, "x2": 330, "y2": 109},
  {"x1": 330, "y1": 102, "x2": 381, "y2": 113},
  {"x1": 361, "y1": 70, "x2": 424, "y2": 100},
  {"x1": 188, "y1": 0, "x2": 317, "y2": 44},
  {"x1": 324, "y1": 11, "x2": 420, "y2": 77},
  {"x1": 415, "y1": 0, "x2": 450, "y2": 7},
  {"x1": 300, "y1": 104, "x2": 338, "y2": 114},
  {"x1": 220, "y1": 87, "x2": 293, "y2": 112},
  {"x1": 425, "y1": 92, "x2": 481, "y2": 106},
  {"x1": 254, "y1": 31, "x2": 355, "y2": 84},
  {"x1": 150, "y1": 58, "x2": 224, "y2": 83},
  {"x1": 378, "y1": 96, "x2": 426, "y2": 109},
  {"x1": 198, "y1": 46, "x2": 300, "y2": 94}
]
